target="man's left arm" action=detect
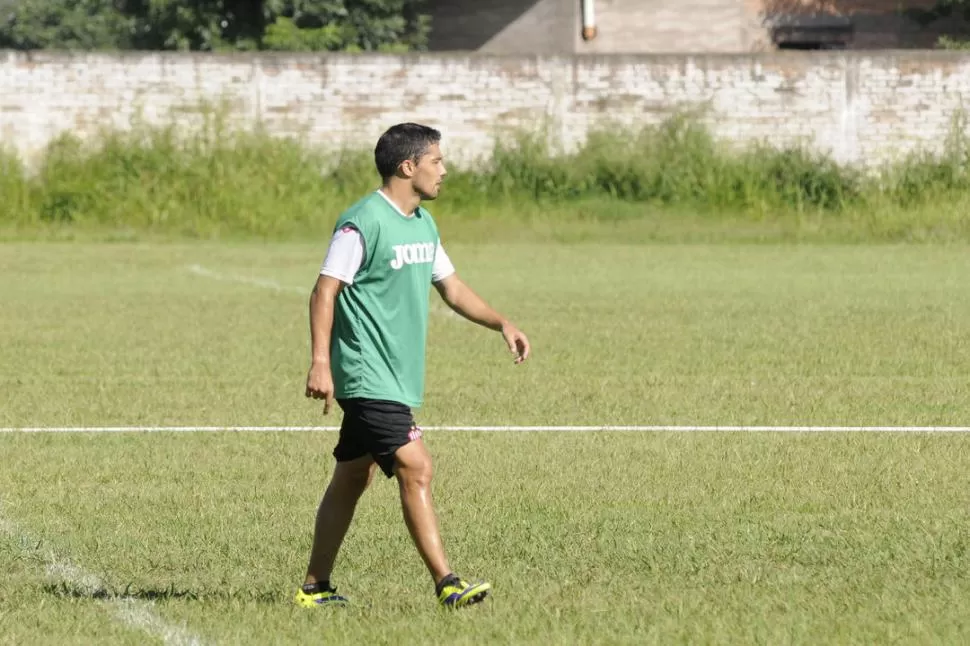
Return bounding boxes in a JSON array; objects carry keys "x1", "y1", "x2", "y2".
[{"x1": 433, "y1": 272, "x2": 531, "y2": 364}]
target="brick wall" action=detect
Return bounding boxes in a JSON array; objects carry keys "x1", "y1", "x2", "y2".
[{"x1": 2, "y1": 51, "x2": 970, "y2": 168}]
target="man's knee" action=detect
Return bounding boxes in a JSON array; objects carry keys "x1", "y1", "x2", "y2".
[{"x1": 394, "y1": 441, "x2": 433, "y2": 489}]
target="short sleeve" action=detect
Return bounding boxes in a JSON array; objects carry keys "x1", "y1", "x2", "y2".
[
  {"x1": 320, "y1": 226, "x2": 365, "y2": 285},
  {"x1": 431, "y1": 241, "x2": 456, "y2": 283}
]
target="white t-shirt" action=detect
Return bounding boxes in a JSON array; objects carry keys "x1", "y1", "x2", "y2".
[{"x1": 320, "y1": 228, "x2": 455, "y2": 285}]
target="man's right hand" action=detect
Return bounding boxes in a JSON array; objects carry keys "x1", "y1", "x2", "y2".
[{"x1": 305, "y1": 361, "x2": 335, "y2": 414}]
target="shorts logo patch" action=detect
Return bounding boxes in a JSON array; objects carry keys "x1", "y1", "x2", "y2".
[{"x1": 408, "y1": 425, "x2": 423, "y2": 441}]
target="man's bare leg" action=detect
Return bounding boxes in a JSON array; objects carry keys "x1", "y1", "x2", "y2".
[
  {"x1": 304, "y1": 455, "x2": 377, "y2": 586},
  {"x1": 393, "y1": 439, "x2": 451, "y2": 583}
]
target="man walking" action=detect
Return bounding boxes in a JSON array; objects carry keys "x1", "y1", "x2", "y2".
[{"x1": 295, "y1": 123, "x2": 531, "y2": 609}]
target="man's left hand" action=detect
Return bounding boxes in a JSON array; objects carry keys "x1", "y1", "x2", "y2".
[{"x1": 501, "y1": 322, "x2": 531, "y2": 364}]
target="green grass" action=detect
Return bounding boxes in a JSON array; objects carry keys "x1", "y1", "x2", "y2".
[
  {"x1": 3, "y1": 242, "x2": 970, "y2": 427},
  {"x1": 2, "y1": 242, "x2": 970, "y2": 644}
]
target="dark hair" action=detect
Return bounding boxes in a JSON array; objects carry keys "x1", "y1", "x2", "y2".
[{"x1": 374, "y1": 123, "x2": 441, "y2": 181}]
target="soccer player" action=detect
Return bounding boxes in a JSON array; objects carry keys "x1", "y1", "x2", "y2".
[{"x1": 294, "y1": 123, "x2": 531, "y2": 610}]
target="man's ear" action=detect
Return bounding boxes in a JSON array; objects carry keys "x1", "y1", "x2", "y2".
[{"x1": 399, "y1": 158, "x2": 416, "y2": 178}]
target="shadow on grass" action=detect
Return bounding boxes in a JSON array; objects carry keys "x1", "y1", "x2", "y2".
[{"x1": 43, "y1": 581, "x2": 280, "y2": 604}]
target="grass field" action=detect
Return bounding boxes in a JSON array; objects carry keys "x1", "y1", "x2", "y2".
[{"x1": 2, "y1": 241, "x2": 970, "y2": 645}]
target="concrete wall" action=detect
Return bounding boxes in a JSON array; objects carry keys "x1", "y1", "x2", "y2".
[
  {"x1": 428, "y1": 0, "x2": 748, "y2": 54},
  {"x1": 576, "y1": 0, "x2": 746, "y2": 54},
  {"x1": 428, "y1": 0, "x2": 576, "y2": 54},
  {"x1": 2, "y1": 51, "x2": 970, "y2": 168},
  {"x1": 425, "y1": 0, "x2": 970, "y2": 54}
]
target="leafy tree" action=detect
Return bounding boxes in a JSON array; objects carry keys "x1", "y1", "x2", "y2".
[
  {"x1": 0, "y1": 0, "x2": 135, "y2": 50},
  {"x1": 262, "y1": 0, "x2": 430, "y2": 52},
  {"x1": 0, "y1": 0, "x2": 429, "y2": 51},
  {"x1": 125, "y1": 0, "x2": 266, "y2": 51}
]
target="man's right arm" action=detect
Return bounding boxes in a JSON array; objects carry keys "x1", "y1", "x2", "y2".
[
  {"x1": 306, "y1": 226, "x2": 364, "y2": 414},
  {"x1": 305, "y1": 275, "x2": 344, "y2": 414},
  {"x1": 309, "y1": 274, "x2": 343, "y2": 367}
]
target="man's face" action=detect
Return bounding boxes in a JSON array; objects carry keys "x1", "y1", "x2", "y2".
[{"x1": 410, "y1": 143, "x2": 447, "y2": 200}]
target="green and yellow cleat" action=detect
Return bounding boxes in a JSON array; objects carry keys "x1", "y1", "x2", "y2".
[
  {"x1": 436, "y1": 575, "x2": 491, "y2": 609},
  {"x1": 294, "y1": 585, "x2": 349, "y2": 608}
]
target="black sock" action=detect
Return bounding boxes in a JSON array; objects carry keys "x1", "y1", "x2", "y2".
[
  {"x1": 302, "y1": 580, "x2": 331, "y2": 594},
  {"x1": 435, "y1": 573, "x2": 459, "y2": 595}
]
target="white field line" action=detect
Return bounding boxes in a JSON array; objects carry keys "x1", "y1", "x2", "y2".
[
  {"x1": 2, "y1": 425, "x2": 970, "y2": 433},
  {"x1": 0, "y1": 505, "x2": 206, "y2": 646},
  {"x1": 186, "y1": 264, "x2": 458, "y2": 318},
  {"x1": 187, "y1": 264, "x2": 304, "y2": 295}
]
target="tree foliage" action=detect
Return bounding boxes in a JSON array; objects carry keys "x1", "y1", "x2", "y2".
[
  {"x1": 904, "y1": 0, "x2": 970, "y2": 49},
  {"x1": 0, "y1": 0, "x2": 430, "y2": 51},
  {"x1": 0, "y1": 1, "x2": 135, "y2": 50},
  {"x1": 261, "y1": 0, "x2": 429, "y2": 52}
]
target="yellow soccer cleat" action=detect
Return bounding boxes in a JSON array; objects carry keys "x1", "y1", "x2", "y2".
[
  {"x1": 436, "y1": 575, "x2": 491, "y2": 609},
  {"x1": 294, "y1": 585, "x2": 349, "y2": 608}
]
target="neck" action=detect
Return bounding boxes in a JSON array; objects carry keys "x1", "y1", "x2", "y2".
[{"x1": 379, "y1": 182, "x2": 420, "y2": 217}]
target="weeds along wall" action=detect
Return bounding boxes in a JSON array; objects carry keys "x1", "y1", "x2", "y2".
[{"x1": 2, "y1": 50, "x2": 970, "y2": 168}]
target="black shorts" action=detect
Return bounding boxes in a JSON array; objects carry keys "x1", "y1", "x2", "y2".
[{"x1": 333, "y1": 398, "x2": 423, "y2": 478}]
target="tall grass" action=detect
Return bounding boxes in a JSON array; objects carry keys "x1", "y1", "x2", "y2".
[
  {"x1": 5, "y1": 125, "x2": 358, "y2": 237},
  {"x1": 2, "y1": 115, "x2": 969, "y2": 240},
  {"x1": 0, "y1": 147, "x2": 31, "y2": 217},
  {"x1": 487, "y1": 117, "x2": 859, "y2": 213}
]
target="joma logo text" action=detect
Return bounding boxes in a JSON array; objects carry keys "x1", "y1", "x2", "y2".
[{"x1": 390, "y1": 243, "x2": 435, "y2": 270}]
